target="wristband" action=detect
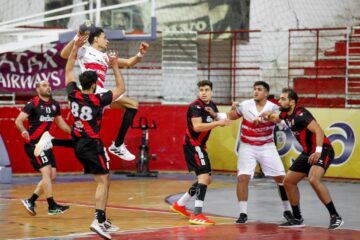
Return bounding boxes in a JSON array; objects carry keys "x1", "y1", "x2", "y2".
[
  {"x1": 216, "y1": 112, "x2": 227, "y2": 120},
  {"x1": 136, "y1": 52, "x2": 144, "y2": 58},
  {"x1": 315, "y1": 146, "x2": 322, "y2": 153}
]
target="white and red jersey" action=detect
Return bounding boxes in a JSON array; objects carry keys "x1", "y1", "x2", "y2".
[
  {"x1": 77, "y1": 46, "x2": 109, "y2": 88},
  {"x1": 236, "y1": 99, "x2": 279, "y2": 146}
]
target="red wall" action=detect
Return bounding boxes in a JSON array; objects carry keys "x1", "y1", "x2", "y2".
[{"x1": 0, "y1": 105, "x2": 189, "y2": 174}]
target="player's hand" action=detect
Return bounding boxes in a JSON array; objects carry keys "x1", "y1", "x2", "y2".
[
  {"x1": 253, "y1": 116, "x2": 265, "y2": 125},
  {"x1": 217, "y1": 118, "x2": 232, "y2": 127},
  {"x1": 308, "y1": 152, "x2": 321, "y2": 165},
  {"x1": 21, "y1": 130, "x2": 30, "y2": 141},
  {"x1": 205, "y1": 107, "x2": 217, "y2": 119},
  {"x1": 231, "y1": 101, "x2": 239, "y2": 110},
  {"x1": 139, "y1": 42, "x2": 149, "y2": 55},
  {"x1": 107, "y1": 50, "x2": 118, "y2": 68},
  {"x1": 74, "y1": 35, "x2": 88, "y2": 48}
]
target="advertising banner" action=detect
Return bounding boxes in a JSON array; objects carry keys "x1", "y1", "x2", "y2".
[
  {"x1": 0, "y1": 44, "x2": 66, "y2": 92},
  {"x1": 208, "y1": 107, "x2": 359, "y2": 179}
]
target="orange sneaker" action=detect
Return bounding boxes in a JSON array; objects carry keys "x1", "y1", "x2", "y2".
[
  {"x1": 189, "y1": 213, "x2": 215, "y2": 225},
  {"x1": 170, "y1": 202, "x2": 191, "y2": 217}
]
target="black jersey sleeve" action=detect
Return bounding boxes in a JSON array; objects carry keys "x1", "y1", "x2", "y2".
[
  {"x1": 22, "y1": 100, "x2": 35, "y2": 115},
  {"x1": 189, "y1": 103, "x2": 203, "y2": 118},
  {"x1": 54, "y1": 101, "x2": 61, "y2": 116},
  {"x1": 97, "y1": 91, "x2": 113, "y2": 107},
  {"x1": 295, "y1": 108, "x2": 315, "y2": 129}
]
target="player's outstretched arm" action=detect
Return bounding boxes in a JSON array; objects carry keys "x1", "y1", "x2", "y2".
[
  {"x1": 55, "y1": 116, "x2": 71, "y2": 134},
  {"x1": 117, "y1": 42, "x2": 149, "y2": 68},
  {"x1": 65, "y1": 36, "x2": 88, "y2": 85},
  {"x1": 191, "y1": 117, "x2": 231, "y2": 133}
]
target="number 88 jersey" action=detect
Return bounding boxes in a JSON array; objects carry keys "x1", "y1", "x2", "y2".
[{"x1": 66, "y1": 82, "x2": 113, "y2": 138}]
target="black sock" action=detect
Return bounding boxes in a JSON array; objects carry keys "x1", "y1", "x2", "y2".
[
  {"x1": 52, "y1": 139, "x2": 75, "y2": 148},
  {"x1": 188, "y1": 181, "x2": 198, "y2": 197},
  {"x1": 47, "y1": 197, "x2": 56, "y2": 209},
  {"x1": 325, "y1": 201, "x2": 339, "y2": 216},
  {"x1": 115, "y1": 108, "x2": 137, "y2": 147},
  {"x1": 29, "y1": 193, "x2": 39, "y2": 203},
  {"x1": 291, "y1": 205, "x2": 302, "y2": 219},
  {"x1": 277, "y1": 184, "x2": 289, "y2": 201},
  {"x1": 95, "y1": 209, "x2": 106, "y2": 223}
]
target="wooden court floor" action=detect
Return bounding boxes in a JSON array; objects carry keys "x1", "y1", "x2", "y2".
[{"x1": 0, "y1": 174, "x2": 359, "y2": 240}]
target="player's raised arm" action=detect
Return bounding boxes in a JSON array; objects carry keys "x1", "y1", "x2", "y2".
[
  {"x1": 65, "y1": 36, "x2": 88, "y2": 85},
  {"x1": 117, "y1": 42, "x2": 149, "y2": 68}
]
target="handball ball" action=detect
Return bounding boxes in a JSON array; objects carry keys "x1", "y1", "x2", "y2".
[{"x1": 79, "y1": 20, "x2": 95, "y2": 33}]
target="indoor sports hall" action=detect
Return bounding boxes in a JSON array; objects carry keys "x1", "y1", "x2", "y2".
[{"x1": 0, "y1": 0, "x2": 359, "y2": 239}]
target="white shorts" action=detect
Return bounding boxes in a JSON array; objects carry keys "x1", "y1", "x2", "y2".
[
  {"x1": 95, "y1": 85, "x2": 125, "y2": 101},
  {"x1": 237, "y1": 141, "x2": 285, "y2": 178}
]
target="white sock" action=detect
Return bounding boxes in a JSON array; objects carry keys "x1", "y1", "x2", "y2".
[
  {"x1": 239, "y1": 201, "x2": 247, "y2": 214},
  {"x1": 195, "y1": 200, "x2": 204, "y2": 208},
  {"x1": 282, "y1": 200, "x2": 291, "y2": 211},
  {"x1": 177, "y1": 192, "x2": 191, "y2": 206}
]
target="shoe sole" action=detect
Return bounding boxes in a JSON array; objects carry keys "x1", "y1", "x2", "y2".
[
  {"x1": 189, "y1": 220, "x2": 215, "y2": 225},
  {"x1": 48, "y1": 208, "x2": 70, "y2": 216},
  {"x1": 170, "y1": 205, "x2": 190, "y2": 217},
  {"x1": 21, "y1": 200, "x2": 36, "y2": 216},
  {"x1": 235, "y1": 220, "x2": 248, "y2": 224},
  {"x1": 329, "y1": 220, "x2": 344, "y2": 230},
  {"x1": 279, "y1": 224, "x2": 306, "y2": 228},
  {"x1": 90, "y1": 226, "x2": 111, "y2": 240},
  {"x1": 34, "y1": 131, "x2": 50, "y2": 157}
]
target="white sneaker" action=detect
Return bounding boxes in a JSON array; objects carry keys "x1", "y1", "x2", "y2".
[
  {"x1": 108, "y1": 142, "x2": 135, "y2": 161},
  {"x1": 90, "y1": 219, "x2": 111, "y2": 240},
  {"x1": 104, "y1": 219, "x2": 120, "y2": 232},
  {"x1": 34, "y1": 131, "x2": 54, "y2": 157}
]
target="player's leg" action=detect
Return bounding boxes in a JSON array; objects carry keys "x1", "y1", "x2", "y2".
[
  {"x1": 171, "y1": 144, "x2": 198, "y2": 217},
  {"x1": 258, "y1": 143, "x2": 292, "y2": 221},
  {"x1": 108, "y1": 96, "x2": 138, "y2": 161},
  {"x1": 308, "y1": 145, "x2": 343, "y2": 230},
  {"x1": 90, "y1": 173, "x2": 112, "y2": 239},
  {"x1": 279, "y1": 154, "x2": 307, "y2": 228},
  {"x1": 235, "y1": 143, "x2": 257, "y2": 223}
]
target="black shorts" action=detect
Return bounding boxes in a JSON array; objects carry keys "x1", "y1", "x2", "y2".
[
  {"x1": 183, "y1": 144, "x2": 211, "y2": 176},
  {"x1": 290, "y1": 144, "x2": 334, "y2": 175},
  {"x1": 24, "y1": 143, "x2": 56, "y2": 171},
  {"x1": 74, "y1": 138, "x2": 109, "y2": 175}
]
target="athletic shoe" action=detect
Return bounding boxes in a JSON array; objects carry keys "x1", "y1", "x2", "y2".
[
  {"x1": 170, "y1": 202, "x2": 191, "y2": 217},
  {"x1": 283, "y1": 210, "x2": 294, "y2": 222},
  {"x1": 329, "y1": 215, "x2": 344, "y2": 230},
  {"x1": 21, "y1": 199, "x2": 36, "y2": 216},
  {"x1": 48, "y1": 204, "x2": 70, "y2": 215},
  {"x1": 189, "y1": 213, "x2": 215, "y2": 225},
  {"x1": 104, "y1": 219, "x2": 120, "y2": 232},
  {"x1": 34, "y1": 131, "x2": 53, "y2": 157},
  {"x1": 90, "y1": 219, "x2": 111, "y2": 240},
  {"x1": 235, "y1": 213, "x2": 248, "y2": 224},
  {"x1": 279, "y1": 217, "x2": 305, "y2": 228},
  {"x1": 108, "y1": 142, "x2": 135, "y2": 161}
]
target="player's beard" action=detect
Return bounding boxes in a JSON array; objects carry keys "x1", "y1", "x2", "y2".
[{"x1": 280, "y1": 105, "x2": 291, "y2": 113}]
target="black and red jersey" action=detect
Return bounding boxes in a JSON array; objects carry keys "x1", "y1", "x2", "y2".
[
  {"x1": 22, "y1": 96, "x2": 60, "y2": 145},
  {"x1": 66, "y1": 82, "x2": 113, "y2": 139},
  {"x1": 184, "y1": 99, "x2": 218, "y2": 149},
  {"x1": 280, "y1": 106, "x2": 331, "y2": 155}
]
